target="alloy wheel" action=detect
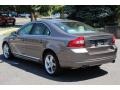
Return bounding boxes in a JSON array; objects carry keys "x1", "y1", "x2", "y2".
[
  {"x1": 3, "y1": 44, "x2": 10, "y2": 59},
  {"x1": 44, "y1": 54, "x2": 57, "y2": 75}
]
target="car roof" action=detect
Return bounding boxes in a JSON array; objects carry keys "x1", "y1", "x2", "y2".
[{"x1": 34, "y1": 19, "x2": 78, "y2": 23}]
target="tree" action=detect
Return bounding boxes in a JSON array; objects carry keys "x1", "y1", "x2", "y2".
[
  {"x1": 15, "y1": 5, "x2": 63, "y2": 21},
  {"x1": 16, "y1": 5, "x2": 36, "y2": 21},
  {"x1": 27, "y1": 5, "x2": 64, "y2": 21},
  {"x1": 0, "y1": 5, "x2": 64, "y2": 21},
  {"x1": 114, "y1": 5, "x2": 120, "y2": 25},
  {"x1": 0, "y1": 5, "x2": 16, "y2": 13},
  {"x1": 52, "y1": 5, "x2": 64, "y2": 18},
  {"x1": 65, "y1": 5, "x2": 118, "y2": 27}
]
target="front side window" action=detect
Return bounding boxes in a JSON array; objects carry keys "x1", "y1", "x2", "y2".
[
  {"x1": 30, "y1": 23, "x2": 50, "y2": 35},
  {"x1": 18, "y1": 23, "x2": 33, "y2": 35}
]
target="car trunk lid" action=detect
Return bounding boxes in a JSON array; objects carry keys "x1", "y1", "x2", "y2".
[{"x1": 73, "y1": 31, "x2": 114, "y2": 55}]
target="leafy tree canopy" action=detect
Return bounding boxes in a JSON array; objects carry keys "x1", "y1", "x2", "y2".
[{"x1": 65, "y1": 5, "x2": 119, "y2": 27}]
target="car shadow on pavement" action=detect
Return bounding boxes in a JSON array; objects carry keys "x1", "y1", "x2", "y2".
[{"x1": 0, "y1": 54, "x2": 108, "y2": 82}]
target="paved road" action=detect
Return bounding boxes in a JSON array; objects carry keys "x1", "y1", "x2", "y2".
[{"x1": 0, "y1": 35, "x2": 120, "y2": 84}]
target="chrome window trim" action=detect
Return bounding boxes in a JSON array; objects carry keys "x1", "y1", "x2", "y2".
[
  {"x1": 17, "y1": 22, "x2": 34, "y2": 35},
  {"x1": 34, "y1": 21, "x2": 51, "y2": 36},
  {"x1": 16, "y1": 21, "x2": 51, "y2": 37}
]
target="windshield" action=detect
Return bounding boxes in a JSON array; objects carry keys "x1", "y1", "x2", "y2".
[{"x1": 54, "y1": 21, "x2": 96, "y2": 34}]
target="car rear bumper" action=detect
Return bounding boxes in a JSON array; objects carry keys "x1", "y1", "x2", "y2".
[
  {"x1": 58, "y1": 45, "x2": 117, "y2": 68},
  {"x1": 67, "y1": 56, "x2": 115, "y2": 68}
]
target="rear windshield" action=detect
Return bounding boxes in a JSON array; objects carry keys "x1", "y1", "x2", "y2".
[{"x1": 54, "y1": 21, "x2": 96, "y2": 34}]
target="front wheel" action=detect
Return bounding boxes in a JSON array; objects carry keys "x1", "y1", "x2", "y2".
[
  {"x1": 43, "y1": 52, "x2": 61, "y2": 76},
  {"x1": 3, "y1": 43, "x2": 13, "y2": 59}
]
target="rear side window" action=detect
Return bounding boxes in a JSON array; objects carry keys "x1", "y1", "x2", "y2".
[{"x1": 30, "y1": 23, "x2": 50, "y2": 35}]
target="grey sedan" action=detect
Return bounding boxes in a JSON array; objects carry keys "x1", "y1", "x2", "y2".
[{"x1": 2, "y1": 19, "x2": 117, "y2": 76}]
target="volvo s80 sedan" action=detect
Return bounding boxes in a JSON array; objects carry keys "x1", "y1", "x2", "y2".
[{"x1": 2, "y1": 19, "x2": 117, "y2": 76}]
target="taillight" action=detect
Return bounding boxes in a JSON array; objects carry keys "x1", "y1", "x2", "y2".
[
  {"x1": 112, "y1": 35, "x2": 116, "y2": 44},
  {"x1": 67, "y1": 36, "x2": 85, "y2": 47}
]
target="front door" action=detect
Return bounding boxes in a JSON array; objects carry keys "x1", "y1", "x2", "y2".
[
  {"x1": 10, "y1": 23, "x2": 34, "y2": 55},
  {"x1": 22, "y1": 22, "x2": 50, "y2": 61}
]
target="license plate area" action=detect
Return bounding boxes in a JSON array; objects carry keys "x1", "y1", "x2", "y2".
[{"x1": 90, "y1": 39, "x2": 108, "y2": 47}]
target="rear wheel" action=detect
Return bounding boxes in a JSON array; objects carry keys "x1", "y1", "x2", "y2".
[
  {"x1": 43, "y1": 52, "x2": 61, "y2": 76},
  {"x1": 3, "y1": 43, "x2": 13, "y2": 59}
]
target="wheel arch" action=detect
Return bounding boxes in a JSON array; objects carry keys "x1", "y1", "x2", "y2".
[
  {"x1": 42, "y1": 48, "x2": 58, "y2": 62},
  {"x1": 2, "y1": 41, "x2": 8, "y2": 49}
]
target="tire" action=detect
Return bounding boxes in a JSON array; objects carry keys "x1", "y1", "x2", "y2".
[
  {"x1": 3, "y1": 43, "x2": 13, "y2": 59},
  {"x1": 90, "y1": 65, "x2": 101, "y2": 69},
  {"x1": 12, "y1": 21, "x2": 15, "y2": 26},
  {"x1": 43, "y1": 52, "x2": 61, "y2": 76}
]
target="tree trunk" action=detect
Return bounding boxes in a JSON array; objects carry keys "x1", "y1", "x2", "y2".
[
  {"x1": 31, "y1": 12, "x2": 34, "y2": 21},
  {"x1": 34, "y1": 12, "x2": 37, "y2": 21},
  {"x1": 60, "y1": 7, "x2": 64, "y2": 19},
  {"x1": 30, "y1": 12, "x2": 37, "y2": 21}
]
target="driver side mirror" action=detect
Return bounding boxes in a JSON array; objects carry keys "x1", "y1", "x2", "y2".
[{"x1": 11, "y1": 31, "x2": 18, "y2": 36}]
